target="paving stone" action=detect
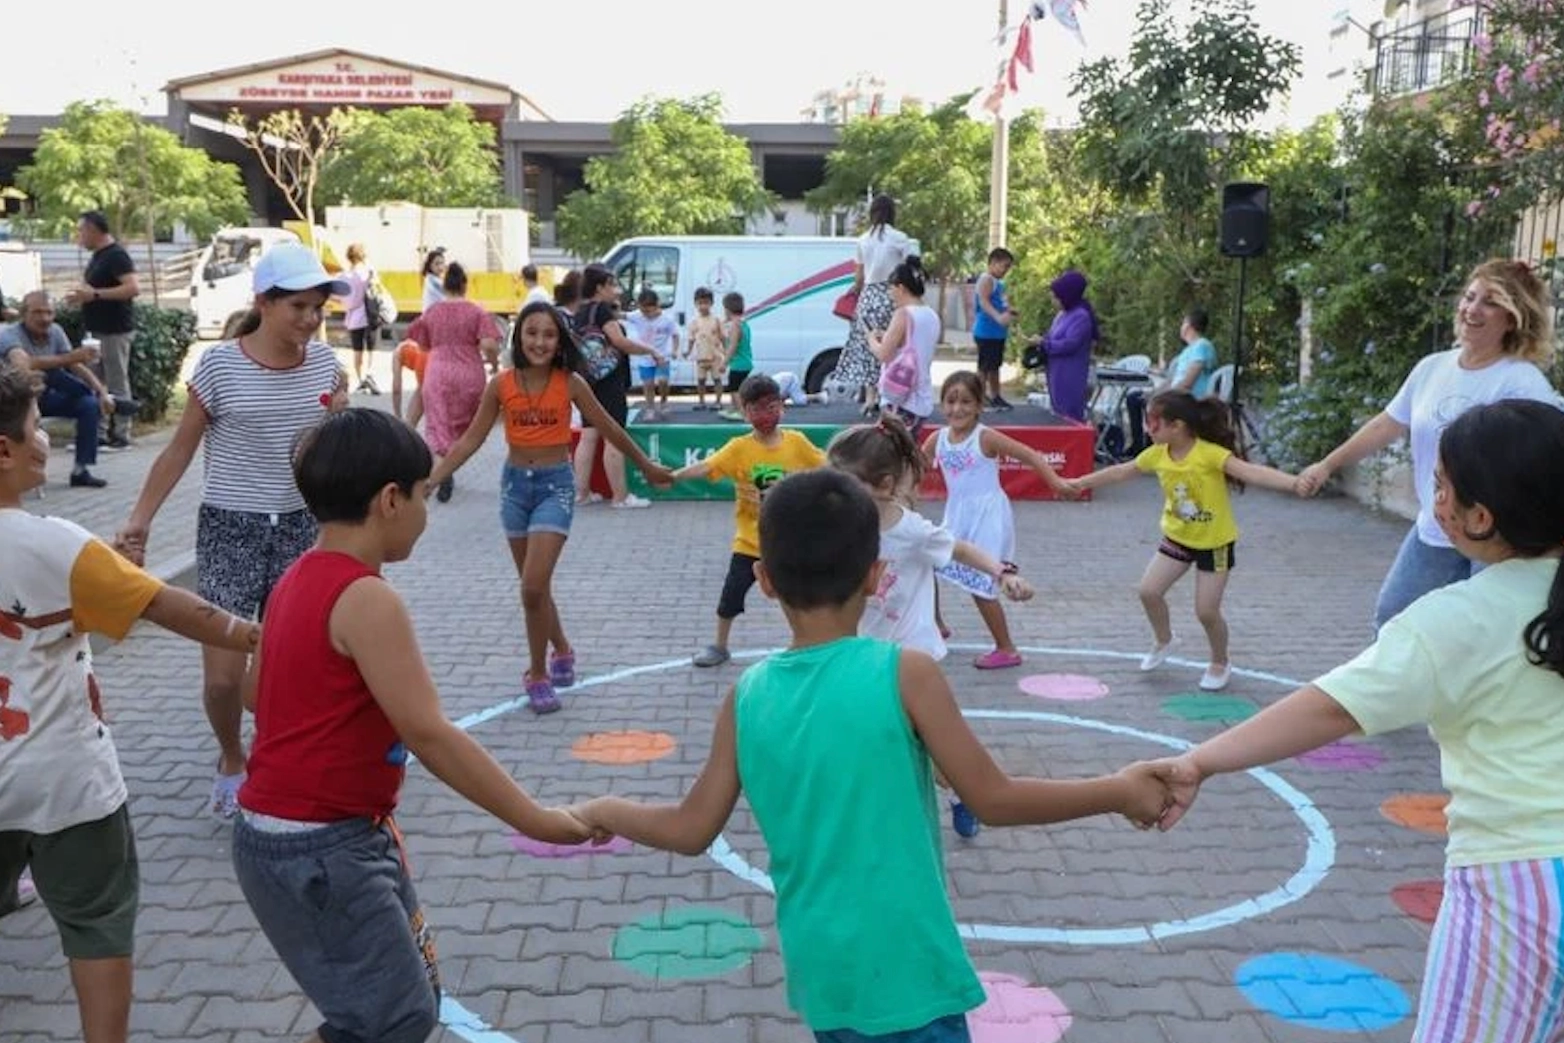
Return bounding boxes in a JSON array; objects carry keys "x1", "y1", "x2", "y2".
[{"x1": 0, "y1": 366, "x2": 1448, "y2": 1041}]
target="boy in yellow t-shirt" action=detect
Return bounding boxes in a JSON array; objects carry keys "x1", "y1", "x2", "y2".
[
  {"x1": 678, "y1": 374, "x2": 825, "y2": 667},
  {"x1": 0, "y1": 366, "x2": 260, "y2": 1043}
]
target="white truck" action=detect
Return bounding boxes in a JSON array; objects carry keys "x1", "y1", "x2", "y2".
[
  {"x1": 601, "y1": 235, "x2": 859, "y2": 392},
  {"x1": 188, "y1": 205, "x2": 531, "y2": 338}
]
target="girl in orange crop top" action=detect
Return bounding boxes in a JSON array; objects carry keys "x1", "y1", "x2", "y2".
[
  {"x1": 426, "y1": 302, "x2": 674, "y2": 713},
  {"x1": 497, "y1": 366, "x2": 573, "y2": 448}
]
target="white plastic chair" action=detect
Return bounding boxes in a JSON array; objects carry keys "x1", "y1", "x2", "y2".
[
  {"x1": 1208, "y1": 363, "x2": 1235, "y2": 403},
  {"x1": 1114, "y1": 354, "x2": 1153, "y2": 373}
]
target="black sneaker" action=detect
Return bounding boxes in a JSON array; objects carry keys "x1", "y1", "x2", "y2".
[
  {"x1": 435, "y1": 476, "x2": 455, "y2": 502},
  {"x1": 990, "y1": 396, "x2": 1015, "y2": 412},
  {"x1": 70, "y1": 469, "x2": 107, "y2": 488},
  {"x1": 102, "y1": 432, "x2": 131, "y2": 449}
]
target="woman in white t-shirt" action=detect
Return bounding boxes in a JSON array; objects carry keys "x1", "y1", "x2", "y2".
[
  {"x1": 830, "y1": 194, "x2": 915, "y2": 416},
  {"x1": 869, "y1": 256, "x2": 940, "y2": 438},
  {"x1": 1298, "y1": 259, "x2": 1563, "y2": 629}
]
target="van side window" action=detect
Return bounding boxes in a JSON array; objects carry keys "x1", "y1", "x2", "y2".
[{"x1": 612, "y1": 246, "x2": 680, "y2": 310}]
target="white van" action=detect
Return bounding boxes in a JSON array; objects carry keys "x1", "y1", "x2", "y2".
[
  {"x1": 189, "y1": 227, "x2": 301, "y2": 338},
  {"x1": 601, "y1": 236, "x2": 858, "y2": 392}
]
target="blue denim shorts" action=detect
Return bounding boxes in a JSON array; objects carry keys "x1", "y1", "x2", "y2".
[
  {"x1": 500, "y1": 461, "x2": 575, "y2": 538},
  {"x1": 637, "y1": 361, "x2": 672, "y2": 383},
  {"x1": 232, "y1": 816, "x2": 440, "y2": 1043}
]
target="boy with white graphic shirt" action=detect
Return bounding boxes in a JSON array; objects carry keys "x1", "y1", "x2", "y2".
[
  {"x1": 624, "y1": 288, "x2": 680, "y2": 420},
  {"x1": 0, "y1": 365, "x2": 259, "y2": 1043}
]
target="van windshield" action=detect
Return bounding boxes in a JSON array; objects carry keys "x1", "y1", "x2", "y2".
[{"x1": 203, "y1": 235, "x2": 263, "y2": 283}]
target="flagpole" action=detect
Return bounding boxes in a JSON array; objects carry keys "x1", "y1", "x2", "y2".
[{"x1": 987, "y1": 0, "x2": 1010, "y2": 250}]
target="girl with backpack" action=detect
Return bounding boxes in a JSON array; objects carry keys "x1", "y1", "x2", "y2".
[
  {"x1": 868, "y1": 256, "x2": 939, "y2": 439},
  {"x1": 428, "y1": 301, "x2": 674, "y2": 712},
  {"x1": 568, "y1": 263, "x2": 665, "y2": 509},
  {"x1": 343, "y1": 243, "x2": 381, "y2": 395}
]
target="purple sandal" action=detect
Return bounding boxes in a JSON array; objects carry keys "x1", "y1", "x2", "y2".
[
  {"x1": 525, "y1": 677, "x2": 561, "y2": 715},
  {"x1": 549, "y1": 651, "x2": 576, "y2": 689}
]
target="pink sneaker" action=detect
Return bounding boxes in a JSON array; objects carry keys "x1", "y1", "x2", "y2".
[{"x1": 974, "y1": 649, "x2": 1023, "y2": 670}]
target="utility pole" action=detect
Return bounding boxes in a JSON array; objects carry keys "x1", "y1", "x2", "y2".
[{"x1": 986, "y1": 0, "x2": 1010, "y2": 250}]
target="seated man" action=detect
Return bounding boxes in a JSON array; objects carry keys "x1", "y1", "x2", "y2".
[{"x1": 0, "y1": 291, "x2": 136, "y2": 488}]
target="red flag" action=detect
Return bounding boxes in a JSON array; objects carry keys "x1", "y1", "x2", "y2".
[
  {"x1": 1007, "y1": 17, "x2": 1034, "y2": 92},
  {"x1": 1014, "y1": 17, "x2": 1035, "y2": 74}
]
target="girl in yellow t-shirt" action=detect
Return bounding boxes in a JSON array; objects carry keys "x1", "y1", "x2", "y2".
[{"x1": 1068, "y1": 390, "x2": 1303, "y2": 691}]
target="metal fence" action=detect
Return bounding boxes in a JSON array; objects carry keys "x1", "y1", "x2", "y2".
[{"x1": 1372, "y1": 6, "x2": 1484, "y2": 98}]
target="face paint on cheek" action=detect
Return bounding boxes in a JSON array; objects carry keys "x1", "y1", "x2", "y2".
[{"x1": 750, "y1": 416, "x2": 780, "y2": 435}]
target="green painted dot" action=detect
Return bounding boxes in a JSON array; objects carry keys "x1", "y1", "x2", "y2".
[
  {"x1": 1162, "y1": 693, "x2": 1259, "y2": 722},
  {"x1": 611, "y1": 905, "x2": 764, "y2": 980}
]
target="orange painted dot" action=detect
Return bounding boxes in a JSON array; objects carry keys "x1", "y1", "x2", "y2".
[
  {"x1": 571, "y1": 730, "x2": 677, "y2": 765},
  {"x1": 1380, "y1": 793, "x2": 1450, "y2": 836}
]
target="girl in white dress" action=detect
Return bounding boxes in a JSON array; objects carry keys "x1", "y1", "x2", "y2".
[
  {"x1": 828, "y1": 413, "x2": 1034, "y2": 837},
  {"x1": 925, "y1": 370, "x2": 1074, "y2": 669}
]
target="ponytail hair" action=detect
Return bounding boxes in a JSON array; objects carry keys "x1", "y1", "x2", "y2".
[
  {"x1": 827, "y1": 413, "x2": 925, "y2": 493},
  {"x1": 888, "y1": 255, "x2": 927, "y2": 298},
  {"x1": 1147, "y1": 389, "x2": 1243, "y2": 488},
  {"x1": 1438, "y1": 399, "x2": 1564, "y2": 677}
]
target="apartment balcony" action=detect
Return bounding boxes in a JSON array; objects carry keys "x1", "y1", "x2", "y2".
[{"x1": 1371, "y1": 6, "x2": 1484, "y2": 98}]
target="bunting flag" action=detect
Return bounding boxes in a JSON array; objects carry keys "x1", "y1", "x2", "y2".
[
  {"x1": 1047, "y1": 0, "x2": 1089, "y2": 48},
  {"x1": 968, "y1": 0, "x2": 1087, "y2": 122},
  {"x1": 1007, "y1": 16, "x2": 1034, "y2": 92}
]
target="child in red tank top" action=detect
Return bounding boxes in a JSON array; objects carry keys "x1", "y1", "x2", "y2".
[{"x1": 233, "y1": 408, "x2": 608, "y2": 1043}]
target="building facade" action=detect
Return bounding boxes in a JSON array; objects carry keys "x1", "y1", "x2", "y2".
[{"x1": 1, "y1": 48, "x2": 846, "y2": 249}]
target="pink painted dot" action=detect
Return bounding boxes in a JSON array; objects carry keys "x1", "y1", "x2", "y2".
[
  {"x1": 509, "y1": 833, "x2": 634, "y2": 857},
  {"x1": 968, "y1": 971, "x2": 1072, "y2": 1043},
  {"x1": 1017, "y1": 674, "x2": 1109, "y2": 701},
  {"x1": 1294, "y1": 741, "x2": 1387, "y2": 772}
]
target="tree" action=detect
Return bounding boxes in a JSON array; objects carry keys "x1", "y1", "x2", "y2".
[
  {"x1": 15, "y1": 100, "x2": 249, "y2": 240},
  {"x1": 1455, "y1": 0, "x2": 1564, "y2": 212},
  {"x1": 807, "y1": 100, "x2": 1060, "y2": 287},
  {"x1": 1070, "y1": 0, "x2": 1301, "y2": 218},
  {"x1": 233, "y1": 108, "x2": 352, "y2": 232},
  {"x1": 317, "y1": 104, "x2": 506, "y2": 208},
  {"x1": 555, "y1": 95, "x2": 772, "y2": 258}
]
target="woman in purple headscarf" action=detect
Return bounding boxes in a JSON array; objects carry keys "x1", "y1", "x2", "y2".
[{"x1": 1039, "y1": 269, "x2": 1098, "y2": 421}]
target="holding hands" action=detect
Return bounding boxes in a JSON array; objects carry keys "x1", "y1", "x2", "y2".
[
  {"x1": 1294, "y1": 462, "x2": 1332, "y2": 498},
  {"x1": 1113, "y1": 761, "x2": 1180, "y2": 829}
]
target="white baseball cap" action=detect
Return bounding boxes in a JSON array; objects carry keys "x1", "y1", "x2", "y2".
[{"x1": 253, "y1": 243, "x2": 352, "y2": 297}]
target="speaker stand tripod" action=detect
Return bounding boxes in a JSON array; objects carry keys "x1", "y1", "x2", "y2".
[{"x1": 1229, "y1": 255, "x2": 1266, "y2": 461}]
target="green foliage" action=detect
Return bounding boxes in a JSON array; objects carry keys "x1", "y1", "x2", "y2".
[
  {"x1": 317, "y1": 105, "x2": 506, "y2": 209},
  {"x1": 555, "y1": 95, "x2": 773, "y2": 258},
  {"x1": 53, "y1": 303, "x2": 197, "y2": 423},
  {"x1": 17, "y1": 101, "x2": 250, "y2": 240},
  {"x1": 1070, "y1": 0, "x2": 1301, "y2": 215}
]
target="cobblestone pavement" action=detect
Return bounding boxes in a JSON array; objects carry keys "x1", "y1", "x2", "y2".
[{"x1": 2, "y1": 370, "x2": 1446, "y2": 1043}]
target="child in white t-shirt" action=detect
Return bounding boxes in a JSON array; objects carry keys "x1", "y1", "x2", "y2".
[
  {"x1": 828, "y1": 414, "x2": 1033, "y2": 838},
  {"x1": 623, "y1": 288, "x2": 680, "y2": 421},
  {"x1": 0, "y1": 366, "x2": 261, "y2": 1042}
]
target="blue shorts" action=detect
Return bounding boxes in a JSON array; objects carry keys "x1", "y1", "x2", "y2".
[
  {"x1": 500, "y1": 461, "x2": 575, "y2": 538},
  {"x1": 637, "y1": 362, "x2": 672, "y2": 383}
]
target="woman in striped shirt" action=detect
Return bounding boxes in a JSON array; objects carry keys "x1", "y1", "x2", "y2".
[{"x1": 117, "y1": 244, "x2": 349, "y2": 819}]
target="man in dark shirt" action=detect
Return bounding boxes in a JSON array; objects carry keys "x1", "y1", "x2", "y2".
[{"x1": 65, "y1": 210, "x2": 139, "y2": 446}]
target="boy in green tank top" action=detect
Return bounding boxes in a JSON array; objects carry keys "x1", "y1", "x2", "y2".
[{"x1": 575, "y1": 469, "x2": 1173, "y2": 1042}]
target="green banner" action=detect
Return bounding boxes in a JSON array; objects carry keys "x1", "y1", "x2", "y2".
[{"x1": 625, "y1": 423, "x2": 841, "y2": 500}]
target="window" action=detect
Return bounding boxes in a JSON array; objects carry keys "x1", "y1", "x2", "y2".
[{"x1": 610, "y1": 245, "x2": 680, "y2": 309}]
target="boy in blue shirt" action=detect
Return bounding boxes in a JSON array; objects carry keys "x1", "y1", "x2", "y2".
[{"x1": 573, "y1": 469, "x2": 1171, "y2": 1041}]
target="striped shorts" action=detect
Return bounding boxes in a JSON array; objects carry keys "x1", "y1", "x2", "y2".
[{"x1": 1415, "y1": 858, "x2": 1564, "y2": 1042}]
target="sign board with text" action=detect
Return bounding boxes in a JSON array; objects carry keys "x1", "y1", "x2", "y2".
[{"x1": 174, "y1": 56, "x2": 513, "y2": 110}]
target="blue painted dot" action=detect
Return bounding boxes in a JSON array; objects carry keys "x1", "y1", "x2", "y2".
[{"x1": 1236, "y1": 952, "x2": 1410, "y2": 1032}]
